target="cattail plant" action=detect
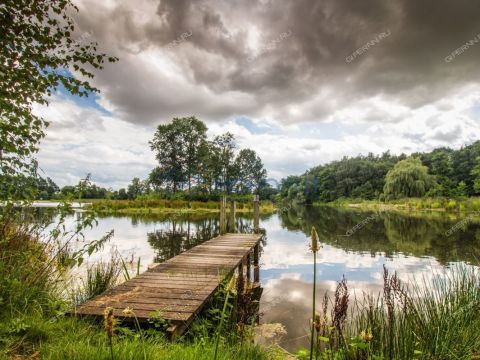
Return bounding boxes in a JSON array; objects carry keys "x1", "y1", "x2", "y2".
[
  {"x1": 104, "y1": 307, "x2": 116, "y2": 360},
  {"x1": 331, "y1": 277, "x2": 349, "y2": 347},
  {"x1": 309, "y1": 226, "x2": 320, "y2": 360}
]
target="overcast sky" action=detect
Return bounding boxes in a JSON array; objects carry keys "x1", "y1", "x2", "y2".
[{"x1": 35, "y1": 0, "x2": 480, "y2": 189}]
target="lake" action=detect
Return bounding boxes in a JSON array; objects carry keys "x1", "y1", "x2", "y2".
[{"x1": 44, "y1": 205, "x2": 480, "y2": 352}]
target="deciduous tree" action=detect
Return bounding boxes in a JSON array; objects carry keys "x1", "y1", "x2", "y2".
[
  {"x1": 150, "y1": 117, "x2": 207, "y2": 192},
  {"x1": 0, "y1": 0, "x2": 117, "y2": 200},
  {"x1": 234, "y1": 149, "x2": 267, "y2": 194}
]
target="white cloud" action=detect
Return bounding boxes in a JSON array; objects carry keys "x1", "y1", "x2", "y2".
[{"x1": 34, "y1": 96, "x2": 155, "y2": 188}]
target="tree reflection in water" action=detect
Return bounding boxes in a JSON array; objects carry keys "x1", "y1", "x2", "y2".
[
  {"x1": 146, "y1": 214, "x2": 271, "y2": 263},
  {"x1": 278, "y1": 205, "x2": 480, "y2": 265}
]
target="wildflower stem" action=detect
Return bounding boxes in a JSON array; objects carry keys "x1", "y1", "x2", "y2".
[
  {"x1": 134, "y1": 315, "x2": 147, "y2": 360},
  {"x1": 108, "y1": 336, "x2": 114, "y2": 360},
  {"x1": 214, "y1": 288, "x2": 231, "y2": 360}
]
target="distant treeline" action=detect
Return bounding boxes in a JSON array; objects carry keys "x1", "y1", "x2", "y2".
[
  {"x1": 279, "y1": 140, "x2": 480, "y2": 203},
  {"x1": 25, "y1": 117, "x2": 277, "y2": 201}
]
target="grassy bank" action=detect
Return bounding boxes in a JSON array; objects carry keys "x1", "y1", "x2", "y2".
[
  {"x1": 0, "y1": 314, "x2": 284, "y2": 360},
  {"x1": 87, "y1": 199, "x2": 276, "y2": 215},
  {"x1": 319, "y1": 197, "x2": 480, "y2": 214}
]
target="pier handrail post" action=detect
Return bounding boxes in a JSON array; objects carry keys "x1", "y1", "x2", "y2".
[
  {"x1": 219, "y1": 195, "x2": 227, "y2": 234},
  {"x1": 253, "y1": 194, "x2": 260, "y2": 233},
  {"x1": 229, "y1": 200, "x2": 236, "y2": 232}
]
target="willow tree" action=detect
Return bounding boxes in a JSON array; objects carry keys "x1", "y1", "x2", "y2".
[
  {"x1": 383, "y1": 157, "x2": 435, "y2": 199},
  {"x1": 0, "y1": 0, "x2": 117, "y2": 200}
]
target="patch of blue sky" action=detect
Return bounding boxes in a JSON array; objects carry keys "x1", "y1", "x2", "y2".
[
  {"x1": 50, "y1": 68, "x2": 111, "y2": 115},
  {"x1": 56, "y1": 83, "x2": 111, "y2": 115},
  {"x1": 470, "y1": 100, "x2": 480, "y2": 117},
  {"x1": 235, "y1": 117, "x2": 278, "y2": 134},
  {"x1": 236, "y1": 116, "x2": 366, "y2": 140}
]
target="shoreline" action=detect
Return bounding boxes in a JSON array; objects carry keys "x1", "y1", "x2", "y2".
[
  {"x1": 86, "y1": 199, "x2": 277, "y2": 216},
  {"x1": 315, "y1": 197, "x2": 480, "y2": 216},
  {"x1": 91, "y1": 207, "x2": 276, "y2": 216}
]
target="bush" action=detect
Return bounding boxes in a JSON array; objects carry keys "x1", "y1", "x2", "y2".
[
  {"x1": 0, "y1": 206, "x2": 112, "y2": 318},
  {"x1": 445, "y1": 200, "x2": 458, "y2": 212},
  {"x1": 0, "y1": 215, "x2": 58, "y2": 316}
]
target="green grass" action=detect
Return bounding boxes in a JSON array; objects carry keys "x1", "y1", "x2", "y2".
[
  {"x1": 321, "y1": 196, "x2": 480, "y2": 214},
  {"x1": 88, "y1": 199, "x2": 276, "y2": 215},
  {"x1": 0, "y1": 314, "x2": 281, "y2": 360},
  {"x1": 72, "y1": 260, "x2": 121, "y2": 305},
  {"x1": 0, "y1": 218, "x2": 59, "y2": 315}
]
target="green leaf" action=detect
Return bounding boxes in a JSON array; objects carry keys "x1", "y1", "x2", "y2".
[{"x1": 318, "y1": 336, "x2": 330, "y2": 343}]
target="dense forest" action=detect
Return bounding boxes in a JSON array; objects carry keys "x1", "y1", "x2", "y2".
[
  {"x1": 280, "y1": 140, "x2": 480, "y2": 203},
  {"x1": 21, "y1": 117, "x2": 275, "y2": 201}
]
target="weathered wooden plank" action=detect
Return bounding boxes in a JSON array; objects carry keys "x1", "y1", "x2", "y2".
[
  {"x1": 149, "y1": 264, "x2": 235, "y2": 271},
  {"x1": 115, "y1": 283, "x2": 213, "y2": 295},
  {"x1": 133, "y1": 275, "x2": 219, "y2": 284},
  {"x1": 176, "y1": 253, "x2": 247, "y2": 259},
  {"x1": 82, "y1": 300, "x2": 199, "y2": 313},
  {"x1": 74, "y1": 306, "x2": 192, "y2": 322},
  {"x1": 101, "y1": 288, "x2": 207, "y2": 301},
  {"x1": 138, "y1": 277, "x2": 219, "y2": 284},
  {"x1": 122, "y1": 280, "x2": 217, "y2": 291},
  {"x1": 167, "y1": 259, "x2": 240, "y2": 266},
  {"x1": 89, "y1": 295, "x2": 203, "y2": 307}
]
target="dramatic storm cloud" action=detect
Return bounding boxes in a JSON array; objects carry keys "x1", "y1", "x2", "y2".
[{"x1": 37, "y1": 0, "x2": 480, "y2": 187}]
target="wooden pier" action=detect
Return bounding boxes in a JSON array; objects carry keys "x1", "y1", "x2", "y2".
[{"x1": 72, "y1": 233, "x2": 262, "y2": 335}]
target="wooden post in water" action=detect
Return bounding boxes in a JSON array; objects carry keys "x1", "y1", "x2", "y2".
[
  {"x1": 229, "y1": 201, "x2": 236, "y2": 232},
  {"x1": 237, "y1": 260, "x2": 245, "y2": 294},
  {"x1": 253, "y1": 243, "x2": 260, "y2": 283},
  {"x1": 253, "y1": 194, "x2": 260, "y2": 233},
  {"x1": 219, "y1": 195, "x2": 227, "y2": 234},
  {"x1": 246, "y1": 253, "x2": 251, "y2": 283}
]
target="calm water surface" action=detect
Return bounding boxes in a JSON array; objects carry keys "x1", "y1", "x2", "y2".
[{"x1": 46, "y1": 206, "x2": 480, "y2": 351}]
